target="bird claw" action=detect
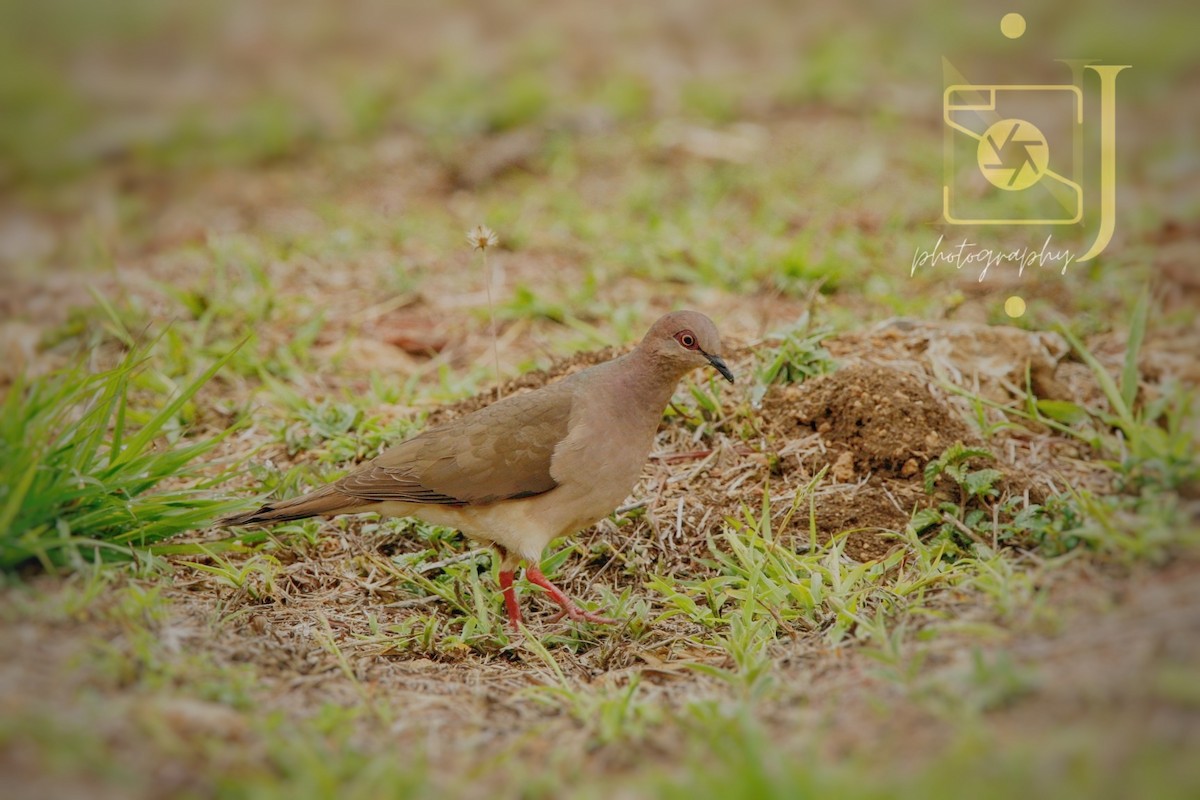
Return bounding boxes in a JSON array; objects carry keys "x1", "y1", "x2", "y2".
[
  {"x1": 522, "y1": 565, "x2": 619, "y2": 627},
  {"x1": 546, "y1": 606, "x2": 619, "y2": 625}
]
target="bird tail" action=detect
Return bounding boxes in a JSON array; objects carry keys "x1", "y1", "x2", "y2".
[{"x1": 217, "y1": 486, "x2": 365, "y2": 527}]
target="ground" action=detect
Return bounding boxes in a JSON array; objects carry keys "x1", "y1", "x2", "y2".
[{"x1": 1, "y1": 1, "x2": 1199, "y2": 798}]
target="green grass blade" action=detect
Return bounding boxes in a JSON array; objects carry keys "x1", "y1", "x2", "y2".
[
  {"x1": 1121, "y1": 286, "x2": 1149, "y2": 414},
  {"x1": 87, "y1": 285, "x2": 136, "y2": 348},
  {"x1": 1054, "y1": 323, "x2": 1130, "y2": 423},
  {"x1": 109, "y1": 372, "x2": 129, "y2": 467},
  {"x1": 0, "y1": 450, "x2": 41, "y2": 538},
  {"x1": 115, "y1": 335, "x2": 248, "y2": 465}
]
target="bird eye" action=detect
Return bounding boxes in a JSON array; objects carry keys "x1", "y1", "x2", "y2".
[{"x1": 675, "y1": 331, "x2": 698, "y2": 349}]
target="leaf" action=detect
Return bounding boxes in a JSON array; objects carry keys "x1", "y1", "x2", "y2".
[
  {"x1": 963, "y1": 469, "x2": 1003, "y2": 500},
  {"x1": 947, "y1": 445, "x2": 995, "y2": 463},
  {"x1": 1121, "y1": 286, "x2": 1149, "y2": 413},
  {"x1": 923, "y1": 459, "x2": 943, "y2": 494},
  {"x1": 910, "y1": 507, "x2": 942, "y2": 533},
  {"x1": 1035, "y1": 399, "x2": 1088, "y2": 425}
]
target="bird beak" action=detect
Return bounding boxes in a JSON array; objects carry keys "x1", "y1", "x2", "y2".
[{"x1": 705, "y1": 353, "x2": 735, "y2": 383}]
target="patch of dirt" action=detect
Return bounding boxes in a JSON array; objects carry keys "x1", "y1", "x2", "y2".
[
  {"x1": 1, "y1": 315, "x2": 1194, "y2": 798},
  {"x1": 826, "y1": 320, "x2": 1071, "y2": 404},
  {"x1": 797, "y1": 486, "x2": 921, "y2": 561},
  {"x1": 1151, "y1": 219, "x2": 1200, "y2": 315},
  {"x1": 784, "y1": 364, "x2": 977, "y2": 476},
  {"x1": 755, "y1": 364, "x2": 974, "y2": 560}
]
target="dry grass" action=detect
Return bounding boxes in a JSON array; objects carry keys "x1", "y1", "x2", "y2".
[{"x1": 2, "y1": 1, "x2": 1199, "y2": 797}]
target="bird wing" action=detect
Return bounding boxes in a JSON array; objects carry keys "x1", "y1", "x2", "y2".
[{"x1": 333, "y1": 385, "x2": 575, "y2": 506}]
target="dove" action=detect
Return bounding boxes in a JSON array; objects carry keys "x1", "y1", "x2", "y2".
[{"x1": 220, "y1": 310, "x2": 733, "y2": 627}]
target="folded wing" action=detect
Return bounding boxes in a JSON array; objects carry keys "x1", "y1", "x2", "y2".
[{"x1": 334, "y1": 386, "x2": 574, "y2": 506}]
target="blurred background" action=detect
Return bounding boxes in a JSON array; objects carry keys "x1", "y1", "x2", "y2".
[
  {"x1": 1, "y1": 2, "x2": 1198, "y2": 797},
  {"x1": 2, "y1": 0, "x2": 1196, "y2": 361}
]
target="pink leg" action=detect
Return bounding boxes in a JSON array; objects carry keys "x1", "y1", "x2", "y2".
[
  {"x1": 499, "y1": 570, "x2": 522, "y2": 628},
  {"x1": 525, "y1": 565, "x2": 618, "y2": 625}
]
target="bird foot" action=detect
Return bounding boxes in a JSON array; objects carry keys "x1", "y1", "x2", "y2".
[
  {"x1": 526, "y1": 565, "x2": 620, "y2": 626},
  {"x1": 545, "y1": 607, "x2": 619, "y2": 625}
]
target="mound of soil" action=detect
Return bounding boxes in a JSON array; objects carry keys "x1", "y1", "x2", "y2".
[
  {"x1": 769, "y1": 364, "x2": 978, "y2": 479},
  {"x1": 760, "y1": 364, "x2": 983, "y2": 561}
]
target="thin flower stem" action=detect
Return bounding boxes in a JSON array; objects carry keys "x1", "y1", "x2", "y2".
[
  {"x1": 467, "y1": 225, "x2": 502, "y2": 400},
  {"x1": 484, "y1": 248, "x2": 502, "y2": 400}
]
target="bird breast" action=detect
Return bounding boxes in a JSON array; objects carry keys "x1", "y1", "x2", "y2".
[{"x1": 550, "y1": 384, "x2": 663, "y2": 519}]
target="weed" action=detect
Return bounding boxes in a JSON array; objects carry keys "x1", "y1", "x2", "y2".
[
  {"x1": 184, "y1": 547, "x2": 282, "y2": 602},
  {"x1": 0, "y1": 339, "x2": 245, "y2": 571},
  {"x1": 922, "y1": 442, "x2": 1002, "y2": 504},
  {"x1": 912, "y1": 442, "x2": 1005, "y2": 553},
  {"x1": 1054, "y1": 289, "x2": 1197, "y2": 491},
  {"x1": 752, "y1": 319, "x2": 836, "y2": 406},
  {"x1": 941, "y1": 289, "x2": 1198, "y2": 560}
]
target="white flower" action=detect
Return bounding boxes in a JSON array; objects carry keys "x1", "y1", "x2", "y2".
[{"x1": 467, "y1": 225, "x2": 498, "y2": 251}]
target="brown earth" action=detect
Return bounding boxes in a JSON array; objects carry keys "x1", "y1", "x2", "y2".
[
  {"x1": 758, "y1": 365, "x2": 976, "y2": 560},
  {"x1": 1, "y1": 317, "x2": 1196, "y2": 796},
  {"x1": 0, "y1": 2, "x2": 1196, "y2": 794}
]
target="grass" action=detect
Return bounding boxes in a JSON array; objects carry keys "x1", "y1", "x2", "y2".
[
  {"x1": 5, "y1": 319, "x2": 1197, "y2": 790},
  {"x1": 751, "y1": 318, "x2": 836, "y2": 406},
  {"x1": 940, "y1": 290, "x2": 1200, "y2": 561},
  {"x1": 2, "y1": 1, "x2": 1199, "y2": 798},
  {"x1": 0, "y1": 339, "x2": 246, "y2": 571},
  {"x1": 1053, "y1": 289, "x2": 1196, "y2": 492}
]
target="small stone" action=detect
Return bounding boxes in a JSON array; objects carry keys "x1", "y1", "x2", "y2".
[
  {"x1": 832, "y1": 451, "x2": 856, "y2": 483},
  {"x1": 900, "y1": 458, "x2": 919, "y2": 478}
]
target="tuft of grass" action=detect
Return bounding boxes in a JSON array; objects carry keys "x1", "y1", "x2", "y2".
[
  {"x1": 1053, "y1": 287, "x2": 1196, "y2": 492},
  {"x1": 0, "y1": 339, "x2": 245, "y2": 572},
  {"x1": 940, "y1": 288, "x2": 1198, "y2": 560},
  {"x1": 523, "y1": 645, "x2": 662, "y2": 745},
  {"x1": 751, "y1": 319, "x2": 835, "y2": 406},
  {"x1": 958, "y1": 287, "x2": 1195, "y2": 494},
  {"x1": 185, "y1": 546, "x2": 282, "y2": 602}
]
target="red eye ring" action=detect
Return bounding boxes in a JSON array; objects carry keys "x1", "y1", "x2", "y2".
[{"x1": 675, "y1": 331, "x2": 698, "y2": 350}]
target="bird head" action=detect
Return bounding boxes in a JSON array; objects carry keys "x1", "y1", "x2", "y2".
[{"x1": 641, "y1": 310, "x2": 734, "y2": 383}]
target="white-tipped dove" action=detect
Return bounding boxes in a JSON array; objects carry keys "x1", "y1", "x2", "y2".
[{"x1": 220, "y1": 310, "x2": 733, "y2": 627}]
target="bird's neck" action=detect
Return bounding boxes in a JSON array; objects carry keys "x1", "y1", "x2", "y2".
[{"x1": 612, "y1": 348, "x2": 689, "y2": 419}]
